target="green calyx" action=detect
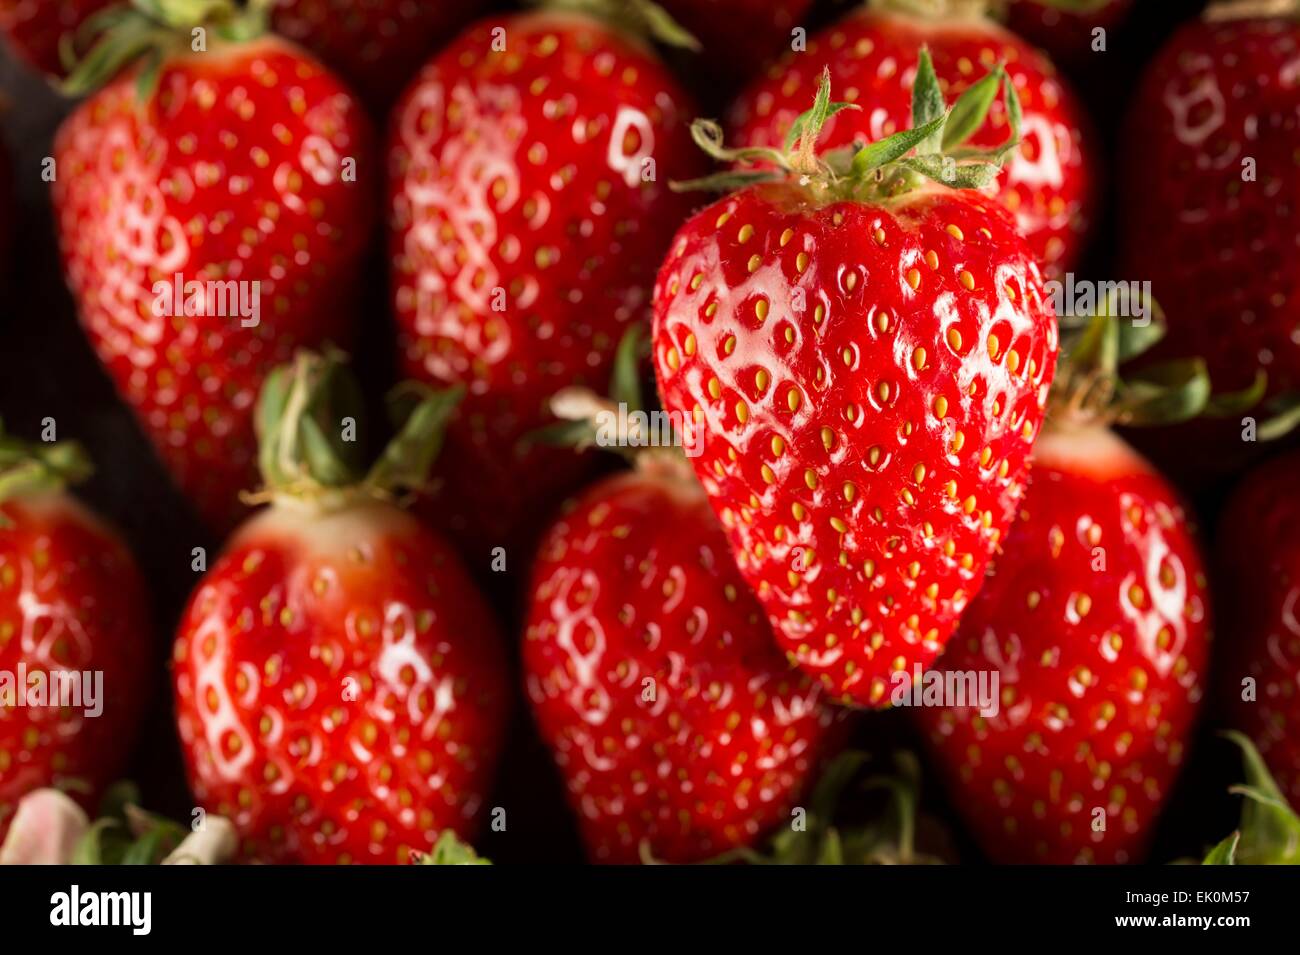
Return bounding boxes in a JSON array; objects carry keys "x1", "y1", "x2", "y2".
[
  {"x1": 249, "y1": 348, "x2": 463, "y2": 512},
  {"x1": 0, "y1": 419, "x2": 93, "y2": 512},
  {"x1": 868, "y1": 0, "x2": 995, "y2": 20},
  {"x1": 61, "y1": 0, "x2": 272, "y2": 100},
  {"x1": 1202, "y1": 733, "x2": 1300, "y2": 865},
  {"x1": 531, "y1": 0, "x2": 700, "y2": 51},
  {"x1": 411, "y1": 830, "x2": 492, "y2": 865},
  {"x1": 673, "y1": 51, "x2": 1021, "y2": 204},
  {"x1": 1049, "y1": 293, "x2": 1267, "y2": 429},
  {"x1": 1205, "y1": 0, "x2": 1300, "y2": 24},
  {"x1": 674, "y1": 751, "x2": 948, "y2": 866},
  {"x1": 71, "y1": 782, "x2": 191, "y2": 865},
  {"x1": 529, "y1": 326, "x2": 692, "y2": 476}
]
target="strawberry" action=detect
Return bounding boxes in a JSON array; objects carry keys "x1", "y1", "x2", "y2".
[
  {"x1": 653, "y1": 62, "x2": 1059, "y2": 707},
  {"x1": 523, "y1": 378, "x2": 838, "y2": 863},
  {"x1": 0, "y1": 0, "x2": 111, "y2": 76},
  {"x1": 387, "y1": 9, "x2": 705, "y2": 560},
  {"x1": 1217, "y1": 449, "x2": 1300, "y2": 807},
  {"x1": 265, "y1": 0, "x2": 486, "y2": 110},
  {"x1": 172, "y1": 350, "x2": 509, "y2": 864},
  {"x1": 726, "y1": 0, "x2": 1096, "y2": 280},
  {"x1": 915, "y1": 310, "x2": 1214, "y2": 864},
  {"x1": 0, "y1": 427, "x2": 151, "y2": 842},
  {"x1": 1005, "y1": 0, "x2": 1135, "y2": 71},
  {"x1": 51, "y1": 1, "x2": 375, "y2": 536},
  {"x1": 1121, "y1": 4, "x2": 1300, "y2": 452}
]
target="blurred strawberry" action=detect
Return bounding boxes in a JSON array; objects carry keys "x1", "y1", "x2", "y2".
[
  {"x1": 388, "y1": 9, "x2": 704, "y2": 562},
  {"x1": 0, "y1": 0, "x2": 110, "y2": 76},
  {"x1": 1218, "y1": 449, "x2": 1300, "y2": 807},
  {"x1": 52, "y1": 1, "x2": 374, "y2": 535},
  {"x1": 917, "y1": 309, "x2": 1214, "y2": 863},
  {"x1": 728, "y1": 0, "x2": 1096, "y2": 280},
  {"x1": 523, "y1": 347, "x2": 840, "y2": 863},
  {"x1": 173, "y1": 350, "x2": 509, "y2": 863},
  {"x1": 0, "y1": 427, "x2": 150, "y2": 842}
]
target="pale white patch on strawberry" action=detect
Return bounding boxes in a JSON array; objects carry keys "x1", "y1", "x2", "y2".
[
  {"x1": 606, "y1": 106, "x2": 655, "y2": 188},
  {"x1": 0, "y1": 789, "x2": 89, "y2": 865},
  {"x1": 162, "y1": 815, "x2": 237, "y2": 865}
]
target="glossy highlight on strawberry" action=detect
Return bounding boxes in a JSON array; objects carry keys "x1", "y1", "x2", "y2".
[
  {"x1": 52, "y1": 35, "x2": 375, "y2": 535},
  {"x1": 524, "y1": 460, "x2": 837, "y2": 863},
  {"x1": 388, "y1": 12, "x2": 704, "y2": 558}
]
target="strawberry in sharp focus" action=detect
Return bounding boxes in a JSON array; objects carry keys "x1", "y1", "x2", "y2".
[
  {"x1": 915, "y1": 310, "x2": 1214, "y2": 864},
  {"x1": 51, "y1": 0, "x2": 374, "y2": 537},
  {"x1": 523, "y1": 371, "x2": 839, "y2": 863},
  {"x1": 0, "y1": 427, "x2": 151, "y2": 842},
  {"x1": 1217, "y1": 449, "x2": 1300, "y2": 808},
  {"x1": 727, "y1": 0, "x2": 1096, "y2": 280},
  {"x1": 654, "y1": 62, "x2": 1059, "y2": 707},
  {"x1": 172, "y1": 351, "x2": 509, "y2": 864},
  {"x1": 387, "y1": 8, "x2": 705, "y2": 562}
]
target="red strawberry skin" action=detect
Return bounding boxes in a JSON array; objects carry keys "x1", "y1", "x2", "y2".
[
  {"x1": 727, "y1": 7, "x2": 1095, "y2": 279},
  {"x1": 269, "y1": 0, "x2": 485, "y2": 109},
  {"x1": 1218, "y1": 450, "x2": 1300, "y2": 805},
  {"x1": 52, "y1": 38, "x2": 374, "y2": 535},
  {"x1": 0, "y1": 0, "x2": 111, "y2": 76},
  {"x1": 173, "y1": 501, "x2": 509, "y2": 864},
  {"x1": 917, "y1": 426, "x2": 1210, "y2": 864},
  {"x1": 1122, "y1": 16, "x2": 1300, "y2": 399},
  {"x1": 0, "y1": 492, "x2": 151, "y2": 840},
  {"x1": 524, "y1": 462, "x2": 837, "y2": 863},
  {"x1": 653, "y1": 182, "x2": 1059, "y2": 707},
  {"x1": 388, "y1": 13, "x2": 704, "y2": 557}
]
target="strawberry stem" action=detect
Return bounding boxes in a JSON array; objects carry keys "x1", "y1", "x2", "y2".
[
  {"x1": 1205, "y1": 0, "x2": 1300, "y2": 22},
  {"x1": 61, "y1": 0, "x2": 269, "y2": 99},
  {"x1": 248, "y1": 349, "x2": 462, "y2": 511},
  {"x1": 672, "y1": 51, "x2": 1021, "y2": 204},
  {"x1": 0, "y1": 420, "x2": 93, "y2": 511},
  {"x1": 533, "y1": 0, "x2": 701, "y2": 51}
]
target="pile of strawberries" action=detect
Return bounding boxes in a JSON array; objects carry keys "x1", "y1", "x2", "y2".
[{"x1": 0, "y1": 0, "x2": 1298, "y2": 867}]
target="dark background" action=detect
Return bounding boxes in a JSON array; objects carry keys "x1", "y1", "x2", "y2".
[{"x1": 0, "y1": 0, "x2": 1262, "y2": 863}]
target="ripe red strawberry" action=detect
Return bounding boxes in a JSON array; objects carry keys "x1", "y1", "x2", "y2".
[
  {"x1": 0, "y1": 429, "x2": 151, "y2": 842},
  {"x1": 727, "y1": 2, "x2": 1096, "y2": 279},
  {"x1": 0, "y1": 0, "x2": 110, "y2": 76},
  {"x1": 52, "y1": 4, "x2": 374, "y2": 535},
  {"x1": 1006, "y1": 0, "x2": 1135, "y2": 70},
  {"x1": 387, "y1": 10, "x2": 704, "y2": 558},
  {"x1": 1122, "y1": 8, "x2": 1300, "y2": 414},
  {"x1": 172, "y1": 351, "x2": 509, "y2": 864},
  {"x1": 915, "y1": 311, "x2": 1214, "y2": 864},
  {"x1": 916, "y1": 424, "x2": 1209, "y2": 863},
  {"x1": 654, "y1": 64, "x2": 1059, "y2": 707},
  {"x1": 524, "y1": 446, "x2": 838, "y2": 863},
  {"x1": 1218, "y1": 449, "x2": 1300, "y2": 806},
  {"x1": 266, "y1": 0, "x2": 486, "y2": 109}
]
